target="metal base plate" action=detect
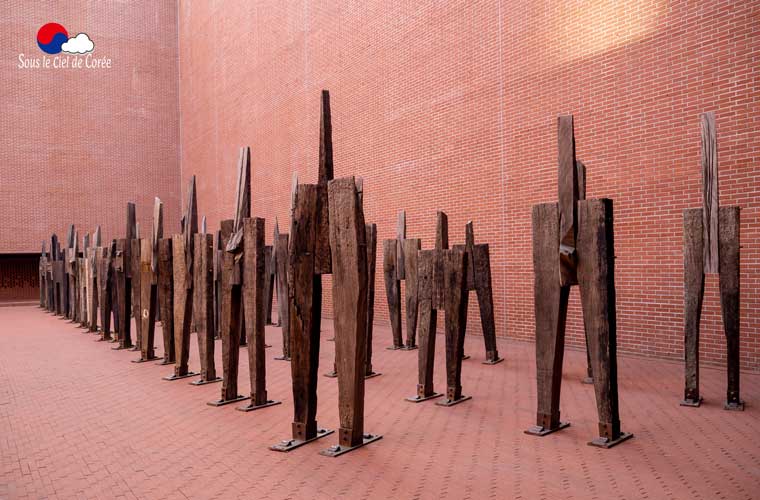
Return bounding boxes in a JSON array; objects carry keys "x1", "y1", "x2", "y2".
[
  {"x1": 525, "y1": 421, "x2": 571, "y2": 436},
  {"x1": 365, "y1": 372, "x2": 382, "y2": 379},
  {"x1": 724, "y1": 401, "x2": 745, "y2": 411},
  {"x1": 128, "y1": 346, "x2": 140, "y2": 351},
  {"x1": 482, "y1": 357, "x2": 504, "y2": 365},
  {"x1": 400, "y1": 345, "x2": 418, "y2": 351},
  {"x1": 581, "y1": 376, "x2": 594, "y2": 384},
  {"x1": 207, "y1": 395, "x2": 249, "y2": 407},
  {"x1": 327, "y1": 337, "x2": 335, "y2": 342},
  {"x1": 236, "y1": 399, "x2": 281, "y2": 412},
  {"x1": 386, "y1": 345, "x2": 403, "y2": 350},
  {"x1": 274, "y1": 355, "x2": 291, "y2": 361},
  {"x1": 95, "y1": 337, "x2": 112, "y2": 342},
  {"x1": 111, "y1": 345, "x2": 132, "y2": 350},
  {"x1": 436, "y1": 395, "x2": 472, "y2": 407},
  {"x1": 319, "y1": 434, "x2": 383, "y2": 457},
  {"x1": 461, "y1": 355, "x2": 470, "y2": 360},
  {"x1": 163, "y1": 371, "x2": 199, "y2": 381},
  {"x1": 588, "y1": 431, "x2": 633, "y2": 448},
  {"x1": 132, "y1": 356, "x2": 162, "y2": 363},
  {"x1": 270, "y1": 428, "x2": 334, "y2": 452},
  {"x1": 323, "y1": 371, "x2": 338, "y2": 378},
  {"x1": 405, "y1": 392, "x2": 443, "y2": 403},
  {"x1": 156, "y1": 358, "x2": 175, "y2": 365},
  {"x1": 189, "y1": 377, "x2": 222, "y2": 386},
  {"x1": 680, "y1": 397, "x2": 703, "y2": 407}
]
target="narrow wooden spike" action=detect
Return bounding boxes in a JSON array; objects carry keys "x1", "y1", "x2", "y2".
[
  {"x1": 185, "y1": 176, "x2": 198, "y2": 277},
  {"x1": 318, "y1": 90, "x2": 333, "y2": 184},
  {"x1": 126, "y1": 203, "x2": 136, "y2": 241},
  {"x1": 701, "y1": 112, "x2": 719, "y2": 274},
  {"x1": 152, "y1": 198, "x2": 163, "y2": 277},
  {"x1": 94, "y1": 226, "x2": 101, "y2": 247},
  {"x1": 396, "y1": 211, "x2": 406, "y2": 279},
  {"x1": 558, "y1": 115, "x2": 578, "y2": 287},
  {"x1": 435, "y1": 211, "x2": 448, "y2": 250}
]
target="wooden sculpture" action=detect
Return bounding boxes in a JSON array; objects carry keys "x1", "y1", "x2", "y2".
[
  {"x1": 383, "y1": 211, "x2": 418, "y2": 350},
  {"x1": 95, "y1": 240, "x2": 114, "y2": 341},
  {"x1": 238, "y1": 217, "x2": 281, "y2": 411},
  {"x1": 165, "y1": 177, "x2": 199, "y2": 381},
  {"x1": 190, "y1": 231, "x2": 221, "y2": 384},
  {"x1": 134, "y1": 198, "x2": 163, "y2": 363},
  {"x1": 273, "y1": 91, "x2": 381, "y2": 456},
  {"x1": 682, "y1": 112, "x2": 743, "y2": 411},
  {"x1": 452, "y1": 222, "x2": 502, "y2": 364},
  {"x1": 112, "y1": 204, "x2": 136, "y2": 350},
  {"x1": 319, "y1": 177, "x2": 382, "y2": 456},
  {"x1": 209, "y1": 149, "x2": 251, "y2": 405},
  {"x1": 272, "y1": 220, "x2": 291, "y2": 361},
  {"x1": 406, "y1": 212, "x2": 470, "y2": 406},
  {"x1": 525, "y1": 115, "x2": 632, "y2": 448}
]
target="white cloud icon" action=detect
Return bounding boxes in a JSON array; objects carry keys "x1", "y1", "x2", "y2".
[{"x1": 61, "y1": 33, "x2": 94, "y2": 54}]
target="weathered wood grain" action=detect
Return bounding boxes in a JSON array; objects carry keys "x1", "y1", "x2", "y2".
[
  {"x1": 87, "y1": 247, "x2": 98, "y2": 332},
  {"x1": 558, "y1": 115, "x2": 578, "y2": 287},
  {"x1": 242, "y1": 218, "x2": 270, "y2": 406},
  {"x1": 701, "y1": 112, "x2": 719, "y2": 274},
  {"x1": 264, "y1": 245, "x2": 275, "y2": 325},
  {"x1": 139, "y1": 238, "x2": 158, "y2": 360},
  {"x1": 382, "y1": 240, "x2": 402, "y2": 348},
  {"x1": 157, "y1": 239, "x2": 175, "y2": 362},
  {"x1": 442, "y1": 248, "x2": 468, "y2": 403},
  {"x1": 220, "y1": 219, "x2": 243, "y2": 400},
  {"x1": 274, "y1": 232, "x2": 291, "y2": 360},
  {"x1": 114, "y1": 238, "x2": 132, "y2": 348},
  {"x1": 328, "y1": 177, "x2": 368, "y2": 447},
  {"x1": 95, "y1": 246, "x2": 111, "y2": 339},
  {"x1": 172, "y1": 235, "x2": 194, "y2": 376},
  {"x1": 364, "y1": 223, "x2": 378, "y2": 376},
  {"x1": 577, "y1": 198, "x2": 622, "y2": 441},
  {"x1": 288, "y1": 184, "x2": 323, "y2": 441},
  {"x1": 415, "y1": 250, "x2": 438, "y2": 398},
  {"x1": 396, "y1": 211, "x2": 406, "y2": 279},
  {"x1": 130, "y1": 238, "x2": 142, "y2": 349},
  {"x1": 403, "y1": 238, "x2": 421, "y2": 348},
  {"x1": 193, "y1": 233, "x2": 217, "y2": 381},
  {"x1": 718, "y1": 206, "x2": 741, "y2": 408},
  {"x1": 531, "y1": 203, "x2": 568, "y2": 431},
  {"x1": 682, "y1": 208, "x2": 704, "y2": 404}
]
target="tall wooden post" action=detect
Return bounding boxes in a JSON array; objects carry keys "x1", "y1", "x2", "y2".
[
  {"x1": 238, "y1": 217, "x2": 281, "y2": 411},
  {"x1": 157, "y1": 238, "x2": 175, "y2": 364},
  {"x1": 273, "y1": 221, "x2": 291, "y2": 361},
  {"x1": 134, "y1": 199, "x2": 163, "y2": 363},
  {"x1": 190, "y1": 233, "x2": 220, "y2": 384},
  {"x1": 320, "y1": 177, "x2": 381, "y2": 456}
]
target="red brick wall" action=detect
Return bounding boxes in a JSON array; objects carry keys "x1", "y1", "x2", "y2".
[
  {"x1": 175, "y1": 1, "x2": 757, "y2": 371},
  {"x1": 2, "y1": 1, "x2": 181, "y2": 254}
]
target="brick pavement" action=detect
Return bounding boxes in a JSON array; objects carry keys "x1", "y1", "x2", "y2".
[{"x1": 1, "y1": 305, "x2": 758, "y2": 499}]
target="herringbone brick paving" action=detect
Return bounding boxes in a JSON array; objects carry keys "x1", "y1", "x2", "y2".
[{"x1": 1, "y1": 305, "x2": 758, "y2": 499}]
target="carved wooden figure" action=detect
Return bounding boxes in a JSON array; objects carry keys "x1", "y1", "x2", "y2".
[
  {"x1": 272, "y1": 91, "x2": 336, "y2": 452},
  {"x1": 237, "y1": 217, "x2": 281, "y2": 411},
  {"x1": 190, "y1": 232, "x2": 221, "y2": 384},
  {"x1": 406, "y1": 212, "x2": 470, "y2": 406},
  {"x1": 682, "y1": 112, "x2": 743, "y2": 411},
  {"x1": 383, "y1": 211, "x2": 417, "y2": 349},
  {"x1": 134, "y1": 198, "x2": 163, "y2": 363},
  {"x1": 525, "y1": 115, "x2": 632, "y2": 448},
  {"x1": 320, "y1": 177, "x2": 381, "y2": 456},
  {"x1": 164, "y1": 177, "x2": 199, "y2": 381},
  {"x1": 112, "y1": 203, "x2": 136, "y2": 350},
  {"x1": 209, "y1": 149, "x2": 251, "y2": 405},
  {"x1": 273, "y1": 220, "x2": 291, "y2": 361},
  {"x1": 452, "y1": 222, "x2": 502, "y2": 364}
]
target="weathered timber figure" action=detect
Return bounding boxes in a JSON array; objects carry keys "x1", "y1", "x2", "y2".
[
  {"x1": 452, "y1": 222, "x2": 502, "y2": 364},
  {"x1": 112, "y1": 204, "x2": 136, "y2": 350},
  {"x1": 319, "y1": 177, "x2": 382, "y2": 456},
  {"x1": 134, "y1": 198, "x2": 163, "y2": 363},
  {"x1": 95, "y1": 240, "x2": 114, "y2": 341},
  {"x1": 383, "y1": 211, "x2": 418, "y2": 350},
  {"x1": 273, "y1": 220, "x2": 291, "y2": 361},
  {"x1": 165, "y1": 177, "x2": 199, "y2": 381},
  {"x1": 157, "y1": 238, "x2": 175, "y2": 364},
  {"x1": 209, "y1": 148, "x2": 251, "y2": 405},
  {"x1": 190, "y1": 231, "x2": 220, "y2": 384},
  {"x1": 130, "y1": 229, "x2": 142, "y2": 351},
  {"x1": 525, "y1": 115, "x2": 632, "y2": 448},
  {"x1": 682, "y1": 112, "x2": 743, "y2": 411},
  {"x1": 406, "y1": 212, "x2": 470, "y2": 406},
  {"x1": 237, "y1": 217, "x2": 281, "y2": 411},
  {"x1": 272, "y1": 90, "x2": 336, "y2": 452}
]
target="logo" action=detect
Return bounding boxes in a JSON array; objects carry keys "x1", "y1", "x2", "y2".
[
  {"x1": 37, "y1": 23, "x2": 94, "y2": 55},
  {"x1": 18, "y1": 22, "x2": 110, "y2": 70}
]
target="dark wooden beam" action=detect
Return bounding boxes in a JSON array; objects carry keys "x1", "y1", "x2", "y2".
[{"x1": 191, "y1": 233, "x2": 220, "y2": 384}]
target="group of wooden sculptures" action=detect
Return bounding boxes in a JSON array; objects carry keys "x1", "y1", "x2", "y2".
[{"x1": 36, "y1": 92, "x2": 744, "y2": 454}]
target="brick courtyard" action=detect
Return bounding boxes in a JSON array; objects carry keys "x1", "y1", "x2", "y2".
[{"x1": 1, "y1": 305, "x2": 758, "y2": 499}]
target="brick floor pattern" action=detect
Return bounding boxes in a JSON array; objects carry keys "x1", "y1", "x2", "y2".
[{"x1": 1, "y1": 306, "x2": 758, "y2": 499}]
